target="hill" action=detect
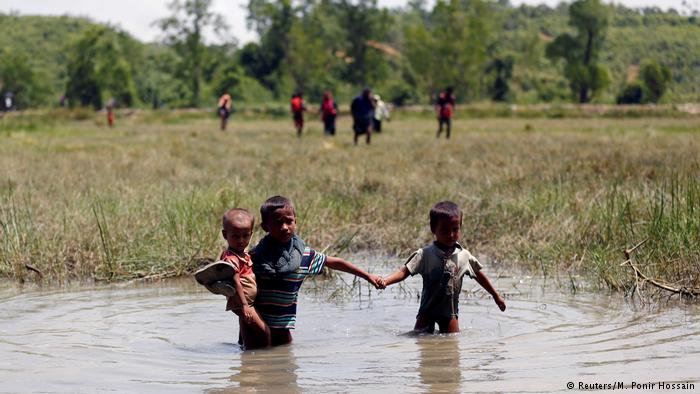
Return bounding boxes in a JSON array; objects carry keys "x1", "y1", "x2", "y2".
[
  {"x1": 2, "y1": 5, "x2": 700, "y2": 107},
  {"x1": 0, "y1": 13, "x2": 104, "y2": 104}
]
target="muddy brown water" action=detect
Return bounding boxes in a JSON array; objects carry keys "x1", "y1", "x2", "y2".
[{"x1": 1, "y1": 272, "x2": 699, "y2": 393}]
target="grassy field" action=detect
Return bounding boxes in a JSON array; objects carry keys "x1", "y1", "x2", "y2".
[{"x1": 1, "y1": 110, "x2": 698, "y2": 294}]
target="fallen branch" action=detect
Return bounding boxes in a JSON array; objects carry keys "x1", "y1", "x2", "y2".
[
  {"x1": 24, "y1": 264, "x2": 44, "y2": 279},
  {"x1": 620, "y1": 238, "x2": 700, "y2": 297},
  {"x1": 121, "y1": 271, "x2": 180, "y2": 286}
]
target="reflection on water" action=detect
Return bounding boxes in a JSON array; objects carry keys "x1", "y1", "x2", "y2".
[
  {"x1": 416, "y1": 336, "x2": 461, "y2": 392},
  {"x1": 1, "y1": 275, "x2": 700, "y2": 393},
  {"x1": 211, "y1": 345, "x2": 300, "y2": 394}
]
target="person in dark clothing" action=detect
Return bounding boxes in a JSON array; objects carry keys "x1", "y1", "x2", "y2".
[
  {"x1": 436, "y1": 87, "x2": 456, "y2": 139},
  {"x1": 350, "y1": 88, "x2": 375, "y2": 145}
]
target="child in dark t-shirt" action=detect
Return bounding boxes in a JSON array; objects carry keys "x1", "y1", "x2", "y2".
[{"x1": 383, "y1": 201, "x2": 506, "y2": 333}]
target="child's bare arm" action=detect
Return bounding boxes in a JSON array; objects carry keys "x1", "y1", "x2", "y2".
[
  {"x1": 384, "y1": 266, "x2": 410, "y2": 286},
  {"x1": 325, "y1": 256, "x2": 385, "y2": 289},
  {"x1": 474, "y1": 271, "x2": 506, "y2": 311},
  {"x1": 232, "y1": 272, "x2": 254, "y2": 322}
]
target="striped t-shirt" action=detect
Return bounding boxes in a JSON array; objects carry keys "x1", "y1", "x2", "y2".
[{"x1": 254, "y1": 247, "x2": 326, "y2": 329}]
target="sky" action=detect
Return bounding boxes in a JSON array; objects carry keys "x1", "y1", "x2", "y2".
[{"x1": 1, "y1": 0, "x2": 697, "y2": 45}]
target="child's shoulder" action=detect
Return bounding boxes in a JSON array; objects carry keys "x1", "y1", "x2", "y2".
[
  {"x1": 456, "y1": 247, "x2": 483, "y2": 274},
  {"x1": 456, "y1": 245, "x2": 477, "y2": 259},
  {"x1": 221, "y1": 249, "x2": 251, "y2": 266},
  {"x1": 418, "y1": 243, "x2": 439, "y2": 255},
  {"x1": 405, "y1": 244, "x2": 431, "y2": 263}
]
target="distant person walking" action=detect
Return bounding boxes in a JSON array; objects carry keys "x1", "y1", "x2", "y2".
[
  {"x1": 436, "y1": 87, "x2": 455, "y2": 139},
  {"x1": 218, "y1": 93, "x2": 233, "y2": 131},
  {"x1": 320, "y1": 91, "x2": 338, "y2": 136},
  {"x1": 372, "y1": 94, "x2": 390, "y2": 133},
  {"x1": 106, "y1": 98, "x2": 116, "y2": 128},
  {"x1": 290, "y1": 92, "x2": 306, "y2": 138},
  {"x1": 351, "y1": 88, "x2": 375, "y2": 145},
  {"x1": 3, "y1": 92, "x2": 14, "y2": 111}
]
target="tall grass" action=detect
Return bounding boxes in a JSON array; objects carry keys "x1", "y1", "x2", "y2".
[
  {"x1": 580, "y1": 176, "x2": 700, "y2": 291},
  {"x1": 1, "y1": 113, "x2": 698, "y2": 290}
]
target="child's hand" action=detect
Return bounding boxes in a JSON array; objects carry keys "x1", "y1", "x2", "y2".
[
  {"x1": 367, "y1": 274, "x2": 385, "y2": 290},
  {"x1": 242, "y1": 305, "x2": 254, "y2": 323},
  {"x1": 494, "y1": 295, "x2": 506, "y2": 311}
]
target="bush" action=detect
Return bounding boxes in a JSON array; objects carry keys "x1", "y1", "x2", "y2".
[{"x1": 616, "y1": 82, "x2": 643, "y2": 104}]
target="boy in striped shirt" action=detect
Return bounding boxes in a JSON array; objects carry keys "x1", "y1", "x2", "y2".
[{"x1": 252, "y1": 195, "x2": 385, "y2": 346}]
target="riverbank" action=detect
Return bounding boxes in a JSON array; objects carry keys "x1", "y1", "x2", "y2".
[{"x1": 1, "y1": 114, "x2": 698, "y2": 294}]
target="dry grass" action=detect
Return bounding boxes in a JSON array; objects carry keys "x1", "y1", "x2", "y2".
[{"x1": 1, "y1": 112, "x2": 698, "y2": 293}]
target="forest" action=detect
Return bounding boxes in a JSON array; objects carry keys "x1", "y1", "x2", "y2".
[{"x1": 1, "y1": 0, "x2": 699, "y2": 109}]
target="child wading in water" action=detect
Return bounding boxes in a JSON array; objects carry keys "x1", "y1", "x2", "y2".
[
  {"x1": 383, "y1": 201, "x2": 506, "y2": 333},
  {"x1": 252, "y1": 195, "x2": 384, "y2": 345},
  {"x1": 195, "y1": 208, "x2": 271, "y2": 349}
]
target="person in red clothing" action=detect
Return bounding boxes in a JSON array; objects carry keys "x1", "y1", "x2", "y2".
[
  {"x1": 320, "y1": 91, "x2": 338, "y2": 136},
  {"x1": 290, "y1": 92, "x2": 306, "y2": 137},
  {"x1": 106, "y1": 99, "x2": 116, "y2": 128},
  {"x1": 435, "y1": 87, "x2": 455, "y2": 139}
]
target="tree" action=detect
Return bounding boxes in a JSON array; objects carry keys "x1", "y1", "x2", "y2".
[
  {"x1": 155, "y1": 0, "x2": 228, "y2": 107},
  {"x1": 65, "y1": 27, "x2": 138, "y2": 109},
  {"x1": 286, "y1": 20, "x2": 334, "y2": 97},
  {"x1": 403, "y1": 0, "x2": 497, "y2": 101},
  {"x1": 640, "y1": 59, "x2": 672, "y2": 103},
  {"x1": 403, "y1": 23, "x2": 437, "y2": 96},
  {"x1": 487, "y1": 56, "x2": 514, "y2": 101},
  {"x1": 135, "y1": 45, "x2": 187, "y2": 108},
  {"x1": 337, "y1": 0, "x2": 392, "y2": 87},
  {"x1": 243, "y1": 0, "x2": 294, "y2": 94},
  {"x1": 0, "y1": 49, "x2": 41, "y2": 109},
  {"x1": 546, "y1": 0, "x2": 610, "y2": 103}
]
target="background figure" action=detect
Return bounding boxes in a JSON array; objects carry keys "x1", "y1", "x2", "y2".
[
  {"x1": 436, "y1": 87, "x2": 455, "y2": 139},
  {"x1": 290, "y1": 92, "x2": 306, "y2": 137},
  {"x1": 218, "y1": 93, "x2": 232, "y2": 131},
  {"x1": 350, "y1": 88, "x2": 375, "y2": 145},
  {"x1": 372, "y1": 94, "x2": 390, "y2": 133},
  {"x1": 106, "y1": 98, "x2": 116, "y2": 128},
  {"x1": 320, "y1": 91, "x2": 338, "y2": 136},
  {"x1": 3, "y1": 92, "x2": 14, "y2": 111}
]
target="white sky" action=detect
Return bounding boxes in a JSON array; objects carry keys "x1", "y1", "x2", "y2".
[{"x1": 1, "y1": 0, "x2": 697, "y2": 44}]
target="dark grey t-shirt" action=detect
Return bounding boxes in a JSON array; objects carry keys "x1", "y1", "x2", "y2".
[{"x1": 405, "y1": 243, "x2": 483, "y2": 319}]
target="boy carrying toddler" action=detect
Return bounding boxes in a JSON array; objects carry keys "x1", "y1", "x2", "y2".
[
  {"x1": 196, "y1": 197, "x2": 385, "y2": 348},
  {"x1": 251, "y1": 195, "x2": 384, "y2": 346}
]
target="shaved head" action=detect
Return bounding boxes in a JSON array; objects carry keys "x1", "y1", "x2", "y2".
[{"x1": 222, "y1": 208, "x2": 254, "y2": 231}]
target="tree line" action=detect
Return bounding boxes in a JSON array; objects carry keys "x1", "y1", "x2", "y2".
[{"x1": 1, "y1": 0, "x2": 698, "y2": 110}]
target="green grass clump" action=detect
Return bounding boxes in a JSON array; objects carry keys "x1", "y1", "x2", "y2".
[{"x1": 0, "y1": 112, "x2": 698, "y2": 292}]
